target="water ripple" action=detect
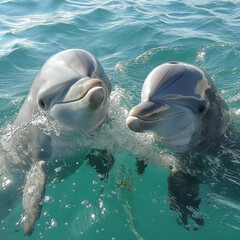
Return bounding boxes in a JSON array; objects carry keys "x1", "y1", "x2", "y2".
[{"x1": 0, "y1": 0, "x2": 240, "y2": 239}]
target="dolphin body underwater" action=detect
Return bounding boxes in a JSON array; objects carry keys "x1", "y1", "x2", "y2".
[
  {"x1": 0, "y1": 49, "x2": 112, "y2": 235},
  {"x1": 126, "y1": 62, "x2": 240, "y2": 229}
]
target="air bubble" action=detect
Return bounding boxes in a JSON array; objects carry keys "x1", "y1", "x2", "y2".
[
  {"x1": 51, "y1": 219, "x2": 57, "y2": 228},
  {"x1": 81, "y1": 200, "x2": 89, "y2": 206}
]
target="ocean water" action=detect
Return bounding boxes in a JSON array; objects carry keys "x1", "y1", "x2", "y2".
[{"x1": 0, "y1": 0, "x2": 240, "y2": 239}]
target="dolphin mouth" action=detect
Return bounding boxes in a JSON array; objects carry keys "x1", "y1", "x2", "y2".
[
  {"x1": 128, "y1": 110, "x2": 185, "y2": 122},
  {"x1": 126, "y1": 115, "x2": 145, "y2": 132},
  {"x1": 126, "y1": 100, "x2": 186, "y2": 133},
  {"x1": 47, "y1": 80, "x2": 106, "y2": 110},
  {"x1": 78, "y1": 83, "x2": 105, "y2": 102},
  {"x1": 127, "y1": 100, "x2": 171, "y2": 122}
]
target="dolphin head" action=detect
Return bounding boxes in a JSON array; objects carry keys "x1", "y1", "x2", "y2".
[
  {"x1": 33, "y1": 49, "x2": 111, "y2": 133},
  {"x1": 126, "y1": 62, "x2": 229, "y2": 153}
]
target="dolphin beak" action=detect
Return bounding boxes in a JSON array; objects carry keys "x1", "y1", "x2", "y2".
[
  {"x1": 126, "y1": 115, "x2": 145, "y2": 132},
  {"x1": 126, "y1": 100, "x2": 169, "y2": 132},
  {"x1": 88, "y1": 86, "x2": 106, "y2": 108},
  {"x1": 128, "y1": 101, "x2": 169, "y2": 121}
]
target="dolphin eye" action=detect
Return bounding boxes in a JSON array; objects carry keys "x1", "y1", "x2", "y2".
[
  {"x1": 39, "y1": 99, "x2": 46, "y2": 110},
  {"x1": 198, "y1": 105, "x2": 206, "y2": 113}
]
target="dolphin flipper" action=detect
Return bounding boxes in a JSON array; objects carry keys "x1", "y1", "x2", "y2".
[
  {"x1": 136, "y1": 157, "x2": 148, "y2": 175},
  {"x1": 22, "y1": 161, "x2": 47, "y2": 236},
  {"x1": 168, "y1": 170, "x2": 204, "y2": 230},
  {"x1": 87, "y1": 149, "x2": 115, "y2": 180}
]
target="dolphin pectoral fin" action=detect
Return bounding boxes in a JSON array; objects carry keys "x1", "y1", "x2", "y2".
[
  {"x1": 86, "y1": 149, "x2": 115, "y2": 180},
  {"x1": 168, "y1": 170, "x2": 204, "y2": 230},
  {"x1": 136, "y1": 157, "x2": 148, "y2": 175},
  {"x1": 21, "y1": 161, "x2": 48, "y2": 236}
]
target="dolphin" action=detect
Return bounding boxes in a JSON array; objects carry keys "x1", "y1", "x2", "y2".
[
  {"x1": 126, "y1": 61, "x2": 234, "y2": 229},
  {"x1": 126, "y1": 61, "x2": 230, "y2": 154},
  {"x1": 0, "y1": 49, "x2": 111, "y2": 236}
]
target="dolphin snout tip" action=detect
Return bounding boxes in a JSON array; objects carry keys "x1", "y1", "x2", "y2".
[
  {"x1": 128, "y1": 107, "x2": 137, "y2": 117},
  {"x1": 88, "y1": 87, "x2": 106, "y2": 108},
  {"x1": 126, "y1": 115, "x2": 136, "y2": 126},
  {"x1": 126, "y1": 115, "x2": 143, "y2": 132}
]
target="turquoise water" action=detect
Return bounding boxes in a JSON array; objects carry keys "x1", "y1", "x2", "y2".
[{"x1": 0, "y1": 0, "x2": 240, "y2": 239}]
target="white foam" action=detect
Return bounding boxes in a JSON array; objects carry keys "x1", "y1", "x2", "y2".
[{"x1": 82, "y1": 86, "x2": 176, "y2": 167}]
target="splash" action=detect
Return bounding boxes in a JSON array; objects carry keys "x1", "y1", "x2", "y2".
[
  {"x1": 227, "y1": 92, "x2": 240, "y2": 103},
  {"x1": 196, "y1": 50, "x2": 206, "y2": 62},
  {"x1": 82, "y1": 86, "x2": 176, "y2": 168}
]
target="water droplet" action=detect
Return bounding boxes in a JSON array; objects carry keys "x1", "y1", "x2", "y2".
[
  {"x1": 51, "y1": 219, "x2": 57, "y2": 228},
  {"x1": 43, "y1": 212, "x2": 49, "y2": 217},
  {"x1": 55, "y1": 167, "x2": 62, "y2": 173},
  {"x1": 20, "y1": 215, "x2": 27, "y2": 224},
  {"x1": 44, "y1": 195, "x2": 54, "y2": 203},
  {"x1": 2, "y1": 178, "x2": 11, "y2": 190},
  {"x1": 101, "y1": 208, "x2": 106, "y2": 215},
  {"x1": 81, "y1": 200, "x2": 89, "y2": 206},
  {"x1": 98, "y1": 174, "x2": 105, "y2": 179},
  {"x1": 152, "y1": 198, "x2": 160, "y2": 203},
  {"x1": 92, "y1": 180, "x2": 99, "y2": 185}
]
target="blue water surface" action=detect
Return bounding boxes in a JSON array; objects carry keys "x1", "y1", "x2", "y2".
[{"x1": 0, "y1": 0, "x2": 240, "y2": 239}]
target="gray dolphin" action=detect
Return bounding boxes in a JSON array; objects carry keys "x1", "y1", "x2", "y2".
[
  {"x1": 0, "y1": 49, "x2": 111, "y2": 235},
  {"x1": 126, "y1": 61, "x2": 233, "y2": 229},
  {"x1": 126, "y1": 61, "x2": 230, "y2": 153}
]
